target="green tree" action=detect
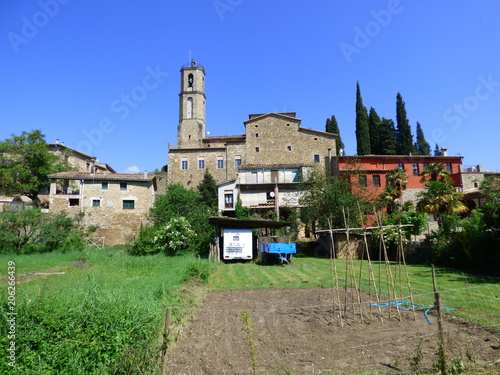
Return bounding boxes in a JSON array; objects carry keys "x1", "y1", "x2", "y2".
[
  {"x1": 325, "y1": 115, "x2": 345, "y2": 155},
  {"x1": 416, "y1": 180, "x2": 468, "y2": 227},
  {"x1": 0, "y1": 130, "x2": 70, "y2": 203},
  {"x1": 197, "y1": 170, "x2": 218, "y2": 211},
  {"x1": 355, "y1": 82, "x2": 371, "y2": 155},
  {"x1": 368, "y1": 107, "x2": 381, "y2": 154},
  {"x1": 414, "y1": 122, "x2": 431, "y2": 155},
  {"x1": 395, "y1": 93, "x2": 415, "y2": 155},
  {"x1": 433, "y1": 143, "x2": 442, "y2": 156},
  {"x1": 378, "y1": 168, "x2": 409, "y2": 213},
  {"x1": 299, "y1": 168, "x2": 369, "y2": 230},
  {"x1": 235, "y1": 193, "x2": 251, "y2": 219},
  {"x1": 419, "y1": 162, "x2": 451, "y2": 184},
  {"x1": 378, "y1": 118, "x2": 397, "y2": 155}
]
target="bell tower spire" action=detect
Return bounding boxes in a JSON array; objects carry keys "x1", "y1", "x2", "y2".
[{"x1": 177, "y1": 60, "x2": 206, "y2": 148}]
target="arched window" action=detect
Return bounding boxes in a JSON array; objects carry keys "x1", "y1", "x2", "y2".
[
  {"x1": 188, "y1": 73, "x2": 194, "y2": 88},
  {"x1": 187, "y1": 97, "x2": 193, "y2": 118}
]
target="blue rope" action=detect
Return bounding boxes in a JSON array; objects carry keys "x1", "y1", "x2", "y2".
[{"x1": 371, "y1": 301, "x2": 455, "y2": 324}]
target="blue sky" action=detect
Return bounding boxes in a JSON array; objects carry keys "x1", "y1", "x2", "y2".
[{"x1": 1, "y1": 1, "x2": 499, "y2": 173}]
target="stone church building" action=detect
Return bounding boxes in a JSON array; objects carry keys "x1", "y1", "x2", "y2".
[{"x1": 167, "y1": 61, "x2": 339, "y2": 188}]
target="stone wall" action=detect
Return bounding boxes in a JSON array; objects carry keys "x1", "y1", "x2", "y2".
[{"x1": 49, "y1": 177, "x2": 155, "y2": 245}]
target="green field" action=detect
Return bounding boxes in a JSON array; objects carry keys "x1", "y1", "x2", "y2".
[{"x1": 209, "y1": 257, "x2": 500, "y2": 330}]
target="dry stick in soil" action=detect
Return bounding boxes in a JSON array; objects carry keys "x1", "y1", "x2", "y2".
[
  {"x1": 328, "y1": 217, "x2": 344, "y2": 327},
  {"x1": 358, "y1": 202, "x2": 384, "y2": 324},
  {"x1": 342, "y1": 207, "x2": 364, "y2": 323},
  {"x1": 398, "y1": 225, "x2": 416, "y2": 320},
  {"x1": 377, "y1": 212, "x2": 402, "y2": 322},
  {"x1": 432, "y1": 265, "x2": 448, "y2": 375}
]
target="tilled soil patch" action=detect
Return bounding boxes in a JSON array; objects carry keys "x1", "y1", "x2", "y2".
[{"x1": 168, "y1": 287, "x2": 499, "y2": 375}]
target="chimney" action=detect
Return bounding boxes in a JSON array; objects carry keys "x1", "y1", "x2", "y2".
[
  {"x1": 144, "y1": 170, "x2": 148, "y2": 179},
  {"x1": 441, "y1": 147, "x2": 448, "y2": 156},
  {"x1": 477, "y1": 164, "x2": 483, "y2": 172},
  {"x1": 55, "y1": 139, "x2": 60, "y2": 144}
]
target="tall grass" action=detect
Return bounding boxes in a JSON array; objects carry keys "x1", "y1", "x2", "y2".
[{"x1": 0, "y1": 247, "x2": 216, "y2": 374}]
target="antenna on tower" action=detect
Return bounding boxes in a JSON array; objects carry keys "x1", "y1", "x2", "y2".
[{"x1": 188, "y1": 50, "x2": 191, "y2": 65}]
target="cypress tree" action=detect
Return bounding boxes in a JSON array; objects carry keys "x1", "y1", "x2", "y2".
[
  {"x1": 378, "y1": 118, "x2": 397, "y2": 155},
  {"x1": 355, "y1": 82, "x2": 371, "y2": 155},
  {"x1": 368, "y1": 107, "x2": 381, "y2": 154},
  {"x1": 395, "y1": 93, "x2": 415, "y2": 155},
  {"x1": 325, "y1": 115, "x2": 345, "y2": 155},
  {"x1": 414, "y1": 122, "x2": 431, "y2": 155},
  {"x1": 434, "y1": 143, "x2": 442, "y2": 156}
]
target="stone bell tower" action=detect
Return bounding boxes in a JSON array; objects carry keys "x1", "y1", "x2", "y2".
[{"x1": 177, "y1": 60, "x2": 206, "y2": 148}]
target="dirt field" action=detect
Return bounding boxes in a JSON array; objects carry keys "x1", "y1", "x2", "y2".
[{"x1": 168, "y1": 287, "x2": 499, "y2": 375}]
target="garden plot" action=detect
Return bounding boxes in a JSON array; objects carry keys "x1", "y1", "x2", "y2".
[{"x1": 168, "y1": 287, "x2": 499, "y2": 375}]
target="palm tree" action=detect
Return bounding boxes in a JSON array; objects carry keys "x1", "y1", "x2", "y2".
[
  {"x1": 378, "y1": 168, "x2": 409, "y2": 213},
  {"x1": 416, "y1": 180, "x2": 468, "y2": 227},
  {"x1": 387, "y1": 168, "x2": 409, "y2": 198},
  {"x1": 420, "y1": 162, "x2": 451, "y2": 184}
]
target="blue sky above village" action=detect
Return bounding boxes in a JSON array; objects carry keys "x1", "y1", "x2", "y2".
[{"x1": 1, "y1": 1, "x2": 499, "y2": 173}]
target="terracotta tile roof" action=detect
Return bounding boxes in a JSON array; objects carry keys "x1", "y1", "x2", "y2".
[{"x1": 48, "y1": 172, "x2": 155, "y2": 182}]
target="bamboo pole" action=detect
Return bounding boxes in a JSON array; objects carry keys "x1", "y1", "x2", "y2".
[
  {"x1": 432, "y1": 265, "x2": 448, "y2": 375},
  {"x1": 328, "y1": 217, "x2": 344, "y2": 327},
  {"x1": 358, "y1": 203, "x2": 384, "y2": 324},
  {"x1": 399, "y1": 226, "x2": 416, "y2": 320}
]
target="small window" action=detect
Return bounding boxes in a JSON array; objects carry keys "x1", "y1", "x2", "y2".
[
  {"x1": 92, "y1": 199, "x2": 101, "y2": 207},
  {"x1": 235, "y1": 156, "x2": 242, "y2": 168},
  {"x1": 255, "y1": 147, "x2": 260, "y2": 152},
  {"x1": 69, "y1": 198, "x2": 79, "y2": 207},
  {"x1": 198, "y1": 157, "x2": 205, "y2": 169},
  {"x1": 101, "y1": 182, "x2": 108, "y2": 190},
  {"x1": 224, "y1": 193, "x2": 234, "y2": 209},
  {"x1": 187, "y1": 97, "x2": 193, "y2": 118},
  {"x1": 120, "y1": 182, "x2": 127, "y2": 190},
  {"x1": 446, "y1": 163, "x2": 452, "y2": 173},
  {"x1": 286, "y1": 123, "x2": 290, "y2": 126},
  {"x1": 287, "y1": 146, "x2": 292, "y2": 151},
  {"x1": 314, "y1": 154, "x2": 320, "y2": 163},
  {"x1": 412, "y1": 163, "x2": 420, "y2": 176},
  {"x1": 359, "y1": 175, "x2": 367, "y2": 187},
  {"x1": 397, "y1": 162, "x2": 405, "y2": 170},
  {"x1": 181, "y1": 158, "x2": 188, "y2": 170},
  {"x1": 217, "y1": 157, "x2": 224, "y2": 169},
  {"x1": 373, "y1": 175, "x2": 381, "y2": 187},
  {"x1": 255, "y1": 133, "x2": 259, "y2": 138},
  {"x1": 123, "y1": 200, "x2": 135, "y2": 209},
  {"x1": 188, "y1": 73, "x2": 194, "y2": 87}
]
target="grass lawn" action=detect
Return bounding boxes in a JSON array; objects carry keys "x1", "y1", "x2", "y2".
[{"x1": 209, "y1": 256, "x2": 500, "y2": 330}]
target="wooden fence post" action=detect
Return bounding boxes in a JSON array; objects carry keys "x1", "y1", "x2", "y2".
[{"x1": 162, "y1": 307, "x2": 172, "y2": 375}]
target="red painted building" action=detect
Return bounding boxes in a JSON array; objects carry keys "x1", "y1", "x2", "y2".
[{"x1": 338, "y1": 154, "x2": 463, "y2": 203}]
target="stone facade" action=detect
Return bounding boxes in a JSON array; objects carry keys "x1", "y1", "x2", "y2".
[
  {"x1": 167, "y1": 62, "x2": 338, "y2": 189},
  {"x1": 48, "y1": 172, "x2": 156, "y2": 245}
]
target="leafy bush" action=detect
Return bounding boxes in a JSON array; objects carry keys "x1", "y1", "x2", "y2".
[
  {"x1": 154, "y1": 217, "x2": 194, "y2": 255},
  {"x1": 0, "y1": 210, "x2": 89, "y2": 254},
  {"x1": 132, "y1": 183, "x2": 216, "y2": 256}
]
